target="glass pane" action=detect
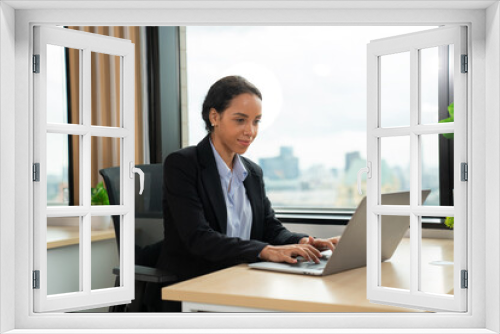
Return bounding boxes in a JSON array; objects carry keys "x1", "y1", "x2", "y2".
[
  {"x1": 421, "y1": 228, "x2": 454, "y2": 295},
  {"x1": 47, "y1": 44, "x2": 80, "y2": 124},
  {"x1": 420, "y1": 47, "x2": 439, "y2": 124},
  {"x1": 380, "y1": 136, "x2": 410, "y2": 202},
  {"x1": 421, "y1": 45, "x2": 455, "y2": 126},
  {"x1": 47, "y1": 133, "x2": 80, "y2": 206},
  {"x1": 380, "y1": 52, "x2": 410, "y2": 128},
  {"x1": 421, "y1": 134, "x2": 453, "y2": 206},
  {"x1": 91, "y1": 215, "x2": 119, "y2": 290},
  {"x1": 186, "y1": 27, "x2": 435, "y2": 211},
  {"x1": 47, "y1": 216, "x2": 80, "y2": 294},
  {"x1": 448, "y1": 44, "x2": 455, "y2": 105},
  {"x1": 380, "y1": 215, "x2": 410, "y2": 291},
  {"x1": 91, "y1": 51, "x2": 121, "y2": 127},
  {"x1": 91, "y1": 137, "x2": 121, "y2": 205}
]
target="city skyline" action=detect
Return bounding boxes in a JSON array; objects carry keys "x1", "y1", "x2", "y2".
[{"x1": 257, "y1": 145, "x2": 440, "y2": 208}]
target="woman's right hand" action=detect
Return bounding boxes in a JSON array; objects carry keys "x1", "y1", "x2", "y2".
[{"x1": 259, "y1": 244, "x2": 323, "y2": 264}]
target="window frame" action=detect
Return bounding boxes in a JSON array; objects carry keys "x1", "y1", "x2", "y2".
[
  {"x1": 1, "y1": 3, "x2": 496, "y2": 333},
  {"x1": 365, "y1": 25, "x2": 467, "y2": 312},
  {"x1": 32, "y1": 25, "x2": 137, "y2": 313}
]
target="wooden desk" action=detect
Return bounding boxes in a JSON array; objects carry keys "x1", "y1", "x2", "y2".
[
  {"x1": 47, "y1": 225, "x2": 116, "y2": 249},
  {"x1": 162, "y1": 238, "x2": 453, "y2": 312}
]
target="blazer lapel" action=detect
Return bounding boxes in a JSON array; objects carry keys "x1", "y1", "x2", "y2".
[
  {"x1": 198, "y1": 135, "x2": 227, "y2": 234},
  {"x1": 242, "y1": 161, "x2": 264, "y2": 240}
]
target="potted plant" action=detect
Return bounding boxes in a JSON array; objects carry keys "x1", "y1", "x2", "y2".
[
  {"x1": 91, "y1": 181, "x2": 112, "y2": 230},
  {"x1": 439, "y1": 102, "x2": 454, "y2": 139},
  {"x1": 444, "y1": 217, "x2": 454, "y2": 229}
]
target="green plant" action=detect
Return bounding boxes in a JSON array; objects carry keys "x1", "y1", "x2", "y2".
[
  {"x1": 440, "y1": 103, "x2": 454, "y2": 227},
  {"x1": 439, "y1": 103, "x2": 454, "y2": 139},
  {"x1": 91, "y1": 181, "x2": 110, "y2": 205},
  {"x1": 444, "y1": 217, "x2": 454, "y2": 229}
]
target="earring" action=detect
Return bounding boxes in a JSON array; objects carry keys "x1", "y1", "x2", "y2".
[{"x1": 211, "y1": 123, "x2": 215, "y2": 127}]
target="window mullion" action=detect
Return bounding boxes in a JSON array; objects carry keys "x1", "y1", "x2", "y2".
[
  {"x1": 122, "y1": 51, "x2": 134, "y2": 290},
  {"x1": 410, "y1": 47, "x2": 420, "y2": 296},
  {"x1": 81, "y1": 47, "x2": 92, "y2": 294}
]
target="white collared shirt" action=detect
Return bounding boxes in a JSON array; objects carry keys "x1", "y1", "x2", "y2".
[{"x1": 210, "y1": 139, "x2": 253, "y2": 240}]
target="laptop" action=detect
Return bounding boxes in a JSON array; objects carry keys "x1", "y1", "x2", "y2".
[{"x1": 248, "y1": 190, "x2": 430, "y2": 276}]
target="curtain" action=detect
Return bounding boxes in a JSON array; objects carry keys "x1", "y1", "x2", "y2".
[{"x1": 66, "y1": 26, "x2": 149, "y2": 205}]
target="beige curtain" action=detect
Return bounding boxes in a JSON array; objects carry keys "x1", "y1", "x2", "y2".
[{"x1": 67, "y1": 26, "x2": 147, "y2": 204}]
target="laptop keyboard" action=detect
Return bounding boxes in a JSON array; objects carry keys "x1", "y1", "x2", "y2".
[{"x1": 294, "y1": 257, "x2": 327, "y2": 270}]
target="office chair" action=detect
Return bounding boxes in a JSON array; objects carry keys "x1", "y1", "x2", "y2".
[{"x1": 100, "y1": 163, "x2": 178, "y2": 312}]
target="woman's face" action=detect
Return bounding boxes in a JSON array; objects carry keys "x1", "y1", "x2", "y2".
[{"x1": 210, "y1": 93, "x2": 262, "y2": 159}]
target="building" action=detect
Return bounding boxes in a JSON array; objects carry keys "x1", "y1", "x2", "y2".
[{"x1": 259, "y1": 146, "x2": 299, "y2": 180}]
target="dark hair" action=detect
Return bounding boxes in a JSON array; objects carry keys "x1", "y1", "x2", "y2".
[{"x1": 202, "y1": 75, "x2": 262, "y2": 133}]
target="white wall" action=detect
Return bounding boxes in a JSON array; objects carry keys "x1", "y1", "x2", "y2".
[
  {"x1": 0, "y1": 2, "x2": 16, "y2": 333},
  {"x1": 485, "y1": 2, "x2": 500, "y2": 333}
]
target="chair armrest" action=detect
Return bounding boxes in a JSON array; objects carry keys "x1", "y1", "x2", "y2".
[{"x1": 112, "y1": 265, "x2": 178, "y2": 284}]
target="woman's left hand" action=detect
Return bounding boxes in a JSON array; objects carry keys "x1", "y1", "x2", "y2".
[{"x1": 299, "y1": 236, "x2": 341, "y2": 252}]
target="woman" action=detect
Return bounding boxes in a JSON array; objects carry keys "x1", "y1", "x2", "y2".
[{"x1": 155, "y1": 75, "x2": 339, "y2": 283}]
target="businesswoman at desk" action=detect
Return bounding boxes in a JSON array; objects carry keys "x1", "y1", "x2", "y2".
[{"x1": 155, "y1": 76, "x2": 339, "y2": 287}]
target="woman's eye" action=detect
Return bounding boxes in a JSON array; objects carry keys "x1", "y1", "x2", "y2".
[
  {"x1": 254, "y1": 119, "x2": 261, "y2": 125},
  {"x1": 235, "y1": 119, "x2": 245, "y2": 124}
]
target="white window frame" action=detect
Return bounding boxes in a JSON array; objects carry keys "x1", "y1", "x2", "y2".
[
  {"x1": 1, "y1": 2, "x2": 498, "y2": 333},
  {"x1": 32, "y1": 26, "x2": 136, "y2": 312},
  {"x1": 366, "y1": 26, "x2": 468, "y2": 312}
]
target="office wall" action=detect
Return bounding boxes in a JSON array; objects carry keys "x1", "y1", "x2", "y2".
[{"x1": 0, "y1": 2, "x2": 16, "y2": 333}]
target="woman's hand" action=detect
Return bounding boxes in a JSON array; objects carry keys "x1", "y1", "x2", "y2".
[
  {"x1": 299, "y1": 236, "x2": 341, "y2": 252},
  {"x1": 259, "y1": 243, "x2": 323, "y2": 264}
]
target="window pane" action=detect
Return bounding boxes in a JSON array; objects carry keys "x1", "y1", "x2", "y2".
[
  {"x1": 421, "y1": 228, "x2": 454, "y2": 295},
  {"x1": 47, "y1": 217, "x2": 81, "y2": 294},
  {"x1": 380, "y1": 52, "x2": 410, "y2": 128},
  {"x1": 380, "y1": 136, "x2": 410, "y2": 202},
  {"x1": 186, "y1": 26, "x2": 433, "y2": 209},
  {"x1": 91, "y1": 215, "x2": 119, "y2": 290},
  {"x1": 420, "y1": 47, "x2": 439, "y2": 125},
  {"x1": 91, "y1": 136, "x2": 121, "y2": 205},
  {"x1": 421, "y1": 45, "x2": 455, "y2": 126},
  {"x1": 91, "y1": 52, "x2": 121, "y2": 127},
  {"x1": 421, "y1": 134, "x2": 453, "y2": 206},
  {"x1": 47, "y1": 45, "x2": 80, "y2": 124},
  {"x1": 380, "y1": 215, "x2": 410, "y2": 291},
  {"x1": 47, "y1": 133, "x2": 80, "y2": 206}
]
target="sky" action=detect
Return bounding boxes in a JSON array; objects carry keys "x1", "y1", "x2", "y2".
[{"x1": 186, "y1": 25, "x2": 441, "y2": 172}]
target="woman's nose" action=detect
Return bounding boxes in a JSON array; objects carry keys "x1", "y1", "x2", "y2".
[{"x1": 244, "y1": 123, "x2": 256, "y2": 136}]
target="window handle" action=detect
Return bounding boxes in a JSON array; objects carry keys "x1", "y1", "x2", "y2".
[
  {"x1": 129, "y1": 162, "x2": 144, "y2": 195},
  {"x1": 357, "y1": 162, "x2": 372, "y2": 195}
]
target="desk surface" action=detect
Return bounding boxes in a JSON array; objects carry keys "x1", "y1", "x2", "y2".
[
  {"x1": 47, "y1": 225, "x2": 116, "y2": 249},
  {"x1": 162, "y1": 238, "x2": 453, "y2": 312}
]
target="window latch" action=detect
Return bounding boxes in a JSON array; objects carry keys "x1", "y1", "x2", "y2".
[
  {"x1": 357, "y1": 161, "x2": 372, "y2": 195},
  {"x1": 129, "y1": 162, "x2": 144, "y2": 195}
]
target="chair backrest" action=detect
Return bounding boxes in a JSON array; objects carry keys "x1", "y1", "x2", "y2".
[{"x1": 99, "y1": 163, "x2": 164, "y2": 253}]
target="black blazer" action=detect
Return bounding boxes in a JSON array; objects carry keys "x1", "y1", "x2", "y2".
[{"x1": 155, "y1": 135, "x2": 307, "y2": 281}]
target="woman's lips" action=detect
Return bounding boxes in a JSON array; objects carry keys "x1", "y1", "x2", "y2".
[{"x1": 238, "y1": 139, "x2": 251, "y2": 147}]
